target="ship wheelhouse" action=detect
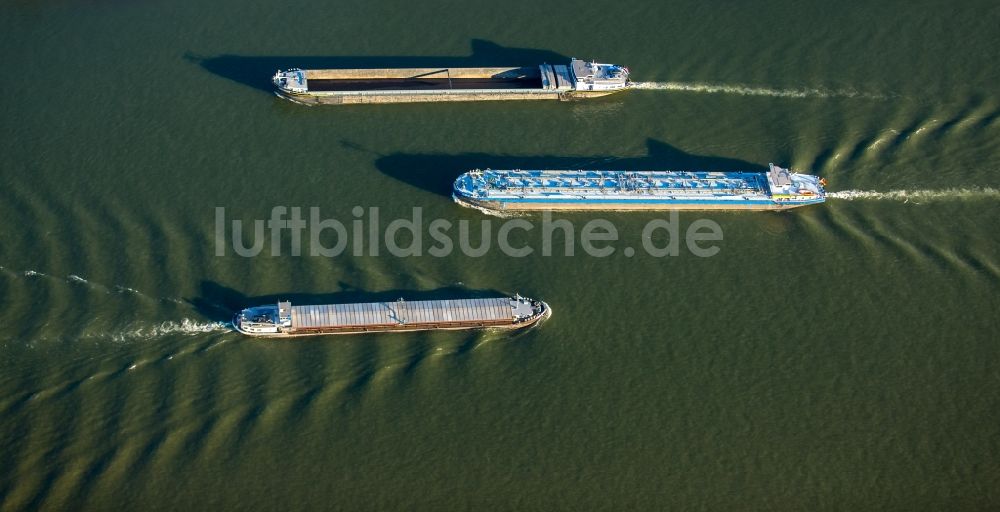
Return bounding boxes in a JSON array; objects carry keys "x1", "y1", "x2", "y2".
[
  {"x1": 272, "y1": 69, "x2": 307, "y2": 93},
  {"x1": 764, "y1": 163, "x2": 827, "y2": 203},
  {"x1": 569, "y1": 59, "x2": 630, "y2": 91}
]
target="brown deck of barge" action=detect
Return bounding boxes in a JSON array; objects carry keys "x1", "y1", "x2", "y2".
[{"x1": 307, "y1": 77, "x2": 543, "y2": 92}]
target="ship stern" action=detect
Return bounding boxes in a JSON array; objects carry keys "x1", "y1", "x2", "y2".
[{"x1": 765, "y1": 164, "x2": 827, "y2": 209}]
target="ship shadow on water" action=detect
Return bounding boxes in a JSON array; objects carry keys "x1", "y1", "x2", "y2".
[
  {"x1": 186, "y1": 40, "x2": 571, "y2": 93},
  {"x1": 372, "y1": 138, "x2": 770, "y2": 199}
]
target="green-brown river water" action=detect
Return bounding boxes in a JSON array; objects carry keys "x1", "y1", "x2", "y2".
[{"x1": 1, "y1": 0, "x2": 999, "y2": 509}]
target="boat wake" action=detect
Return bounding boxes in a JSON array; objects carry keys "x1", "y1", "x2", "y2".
[
  {"x1": 827, "y1": 188, "x2": 999, "y2": 202},
  {"x1": 630, "y1": 81, "x2": 883, "y2": 99},
  {"x1": 101, "y1": 319, "x2": 231, "y2": 343}
]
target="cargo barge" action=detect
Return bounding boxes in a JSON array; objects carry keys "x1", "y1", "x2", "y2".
[
  {"x1": 453, "y1": 164, "x2": 827, "y2": 211},
  {"x1": 233, "y1": 295, "x2": 550, "y2": 338},
  {"x1": 272, "y1": 59, "x2": 629, "y2": 105}
]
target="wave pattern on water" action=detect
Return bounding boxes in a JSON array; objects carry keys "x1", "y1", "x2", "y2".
[
  {"x1": 630, "y1": 81, "x2": 884, "y2": 99},
  {"x1": 828, "y1": 187, "x2": 1000, "y2": 201},
  {"x1": 2, "y1": 267, "x2": 186, "y2": 304}
]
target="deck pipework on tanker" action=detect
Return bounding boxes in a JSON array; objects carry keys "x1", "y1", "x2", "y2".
[{"x1": 453, "y1": 164, "x2": 828, "y2": 211}]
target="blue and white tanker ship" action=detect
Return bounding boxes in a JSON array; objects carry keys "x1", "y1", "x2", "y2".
[{"x1": 453, "y1": 164, "x2": 826, "y2": 211}]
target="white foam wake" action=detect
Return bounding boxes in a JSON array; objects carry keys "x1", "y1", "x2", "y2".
[
  {"x1": 629, "y1": 81, "x2": 882, "y2": 99},
  {"x1": 828, "y1": 188, "x2": 999, "y2": 201},
  {"x1": 106, "y1": 319, "x2": 231, "y2": 342}
]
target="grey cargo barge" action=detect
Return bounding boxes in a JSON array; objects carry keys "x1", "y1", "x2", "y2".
[
  {"x1": 233, "y1": 295, "x2": 550, "y2": 338},
  {"x1": 272, "y1": 59, "x2": 629, "y2": 105}
]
